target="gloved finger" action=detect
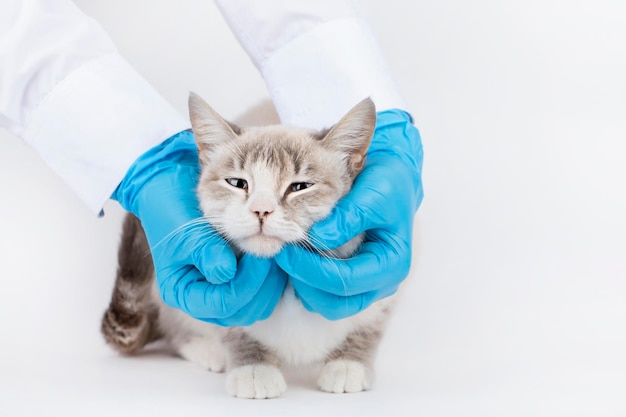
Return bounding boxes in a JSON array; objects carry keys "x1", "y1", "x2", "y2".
[
  {"x1": 158, "y1": 220, "x2": 237, "y2": 285},
  {"x1": 291, "y1": 278, "x2": 394, "y2": 320},
  {"x1": 159, "y1": 256, "x2": 272, "y2": 319},
  {"x1": 275, "y1": 231, "x2": 411, "y2": 296},
  {"x1": 308, "y1": 156, "x2": 407, "y2": 249},
  {"x1": 189, "y1": 235, "x2": 237, "y2": 285},
  {"x1": 206, "y1": 260, "x2": 288, "y2": 326}
]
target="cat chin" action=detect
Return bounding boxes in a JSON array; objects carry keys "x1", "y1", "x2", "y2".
[{"x1": 238, "y1": 235, "x2": 286, "y2": 258}]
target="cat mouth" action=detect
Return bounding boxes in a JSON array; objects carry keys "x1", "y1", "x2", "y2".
[
  {"x1": 249, "y1": 232, "x2": 285, "y2": 245},
  {"x1": 240, "y1": 233, "x2": 286, "y2": 258}
]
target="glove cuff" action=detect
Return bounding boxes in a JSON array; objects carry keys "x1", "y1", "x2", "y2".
[
  {"x1": 112, "y1": 130, "x2": 198, "y2": 215},
  {"x1": 371, "y1": 109, "x2": 421, "y2": 155},
  {"x1": 370, "y1": 109, "x2": 424, "y2": 212}
]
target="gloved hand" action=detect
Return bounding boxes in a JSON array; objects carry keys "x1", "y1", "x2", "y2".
[
  {"x1": 113, "y1": 130, "x2": 287, "y2": 326},
  {"x1": 275, "y1": 109, "x2": 423, "y2": 320}
]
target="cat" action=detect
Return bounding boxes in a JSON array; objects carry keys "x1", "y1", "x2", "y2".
[{"x1": 101, "y1": 92, "x2": 396, "y2": 399}]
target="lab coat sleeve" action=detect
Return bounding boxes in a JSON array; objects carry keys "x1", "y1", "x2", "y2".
[
  {"x1": 214, "y1": 0, "x2": 409, "y2": 130},
  {"x1": 0, "y1": 0, "x2": 189, "y2": 214}
]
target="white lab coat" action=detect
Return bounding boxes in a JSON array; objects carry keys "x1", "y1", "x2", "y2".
[{"x1": 0, "y1": 0, "x2": 406, "y2": 214}]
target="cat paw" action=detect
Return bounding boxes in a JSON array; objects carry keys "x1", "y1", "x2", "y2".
[
  {"x1": 226, "y1": 364, "x2": 287, "y2": 399},
  {"x1": 317, "y1": 360, "x2": 373, "y2": 393},
  {"x1": 176, "y1": 337, "x2": 226, "y2": 373}
]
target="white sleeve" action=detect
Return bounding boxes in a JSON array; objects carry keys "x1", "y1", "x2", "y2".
[
  {"x1": 214, "y1": 0, "x2": 408, "y2": 130},
  {"x1": 0, "y1": 0, "x2": 189, "y2": 214}
]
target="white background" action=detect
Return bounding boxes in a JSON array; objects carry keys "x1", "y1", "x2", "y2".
[{"x1": 1, "y1": 1, "x2": 625, "y2": 416}]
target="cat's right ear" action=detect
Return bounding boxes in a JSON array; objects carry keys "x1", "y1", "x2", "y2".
[{"x1": 188, "y1": 92, "x2": 240, "y2": 163}]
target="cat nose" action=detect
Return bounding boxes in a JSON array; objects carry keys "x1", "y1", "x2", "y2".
[
  {"x1": 253, "y1": 209, "x2": 274, "y2": 219},
  {"x1": 249, "y1": 196, "x2": 276, "y2": 219}
]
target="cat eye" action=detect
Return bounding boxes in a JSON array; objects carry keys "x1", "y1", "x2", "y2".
[
  {"x1": 225, "y1": 178, "x2": 248, "y2": 190},
  {"x1": 289, "y1": 182, "x2": 313, "y2": 192}
]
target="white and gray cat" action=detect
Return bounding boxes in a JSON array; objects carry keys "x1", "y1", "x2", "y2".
[{"x1": 101, "y1": 93, "x2": 396, "y2": 399}]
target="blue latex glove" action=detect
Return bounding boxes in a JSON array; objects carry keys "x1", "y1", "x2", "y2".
[
  {"x1": 113, "y1": 130, "x2": 287, "y2": 326},
  {"x1": 275, "y1": 109, "x2": 423, "y2": 320}
]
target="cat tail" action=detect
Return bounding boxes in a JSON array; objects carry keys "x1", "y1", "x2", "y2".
[{"x1": 101, "y1": 213, "x2": 162, "y2": 354}]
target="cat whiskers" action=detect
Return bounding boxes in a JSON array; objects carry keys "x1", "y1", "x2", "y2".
[
  {"x1": 301, "y1": 237, "x2": 341, "y2": 260},
  {"x1": 148, "y1": 217, "x2": 224, "y2": 255},
  {"x1": 298, "y1": 236, "x2": 350, "y2": 299},
  {"x1": 200, "y1": 215, "x2": 238, "y2": 247}
]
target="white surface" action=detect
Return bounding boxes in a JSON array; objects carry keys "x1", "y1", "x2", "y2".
[{"x1": 1, "y1": 1, "x2": 625, "y2": 416}]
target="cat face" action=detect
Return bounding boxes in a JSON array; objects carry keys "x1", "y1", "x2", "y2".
[{"x1": 189, "y1": 93, "x2": 375, "y2": 258}]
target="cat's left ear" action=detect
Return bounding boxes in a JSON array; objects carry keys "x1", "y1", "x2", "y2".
[
  {"x1": 321, "y1": 97, "x2": 376, "y2": 175},
  {"x1": 188, "y1": 92, "x2": 241, "y2": 164}
]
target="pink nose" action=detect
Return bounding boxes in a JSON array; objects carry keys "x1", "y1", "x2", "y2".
[
  {"x1": 249, "y1": 197, "x2": 276, "y2": 219},
  {"x1": 253, "y1": 208, "x2": 273, "y2": 219}
]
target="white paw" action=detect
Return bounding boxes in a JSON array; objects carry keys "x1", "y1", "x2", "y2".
[
  {"x1": 176, "y1": 337, "x2": 226, "y2": 373},
  {"x1": 226, "y1": 364, "x2": 287, "y2": 399},
  {"x1": 318, "y1": 360, "x2": 373, "y2": 393}
]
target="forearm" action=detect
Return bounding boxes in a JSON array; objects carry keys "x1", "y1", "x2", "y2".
[
  {"x1": 0, "y1": 0, "x2": 188, "y2": 213},
  {"x1": 214, "y1": 0, "x2": 408, "y2": 130}
]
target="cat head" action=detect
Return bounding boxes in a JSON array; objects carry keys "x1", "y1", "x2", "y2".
[{"x1": 189, "y1": 92, "x2": 375, "y2": 257}]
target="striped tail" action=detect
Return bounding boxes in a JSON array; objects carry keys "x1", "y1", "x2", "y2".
[{"x1": 101, "y1": 213, "x2": 161, "y2": 354}]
